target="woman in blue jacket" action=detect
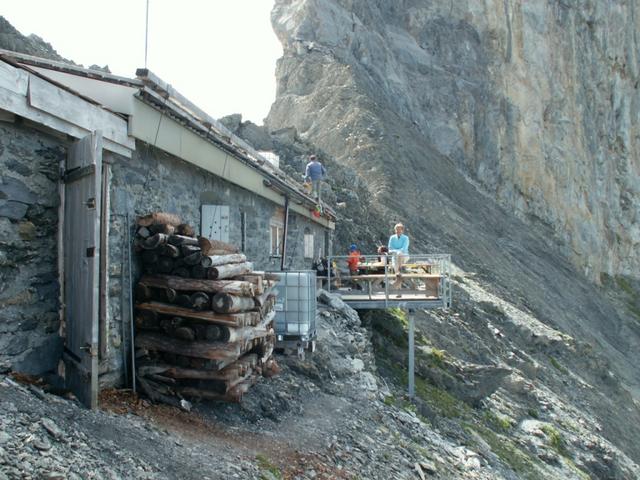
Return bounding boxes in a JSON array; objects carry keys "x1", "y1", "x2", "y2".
[{"x1": 388, "y1": 222, "x2": 409, "y2": 274}]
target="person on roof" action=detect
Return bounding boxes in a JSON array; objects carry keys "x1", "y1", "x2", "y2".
[
  {"x1": 388, "y1": 223, "x2": 409, "y2": 274},
  {"x1": 304, "y1": 154, "x2": 326, "y2": 202}
]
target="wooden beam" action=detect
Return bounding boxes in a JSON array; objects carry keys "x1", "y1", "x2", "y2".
[
  {"x1": 139, "y1": 275, "x2": 255, "y2": 296},
  {"x1": 135, "y1": 301, "x2": 260, "y2": 327}
]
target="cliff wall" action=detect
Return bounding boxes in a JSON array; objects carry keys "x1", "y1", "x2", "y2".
[{"x1": 267, "y1": 0, "x2": 640, "y2": 281}]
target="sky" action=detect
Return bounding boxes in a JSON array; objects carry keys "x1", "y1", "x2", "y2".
[{"x1": 2, "y1": 0, "x2": 282, "y2": 125}]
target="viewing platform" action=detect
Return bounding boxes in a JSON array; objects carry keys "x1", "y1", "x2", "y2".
[{"x1": 320, "y1": 254, "x2": 452, "y2": 310}]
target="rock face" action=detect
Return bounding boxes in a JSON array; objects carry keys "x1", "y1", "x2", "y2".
[
  {"x1": 267, "y1": 0, "x2": 640, "y2": 282},
  {"x1": 0, "y1": 16, "x2": 67, "y2": 61}
]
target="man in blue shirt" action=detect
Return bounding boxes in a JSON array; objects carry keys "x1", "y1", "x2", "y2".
[
  {"x1": 304, "y1": 154, "x2": 326, "y2": 202},
  {"x1": 388, "y1": 222, "x2": 409, "y2": 274}
]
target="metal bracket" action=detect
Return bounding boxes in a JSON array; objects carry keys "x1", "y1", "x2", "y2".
[
  {"x1": 64, "y1": 164, "x2": 96, "y2": 184},
  {"x1": 79, "y1": 343, "x2": 98, "y2": 357}
]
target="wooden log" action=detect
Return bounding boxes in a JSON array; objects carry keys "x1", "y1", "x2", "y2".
[
  {"x1": 157, "y1": 257, "x2": 174, "y2": 274},
  {"x1": 139, "y1": 275, "x2": 256, "y2": 296},
  {"x1": 174, "y1": 326, "x2": 196, "y2": 342},
  {"x1": 141, "y1": 250, "x2": 159, "y2": 265},
  {"x1": 165, "y1": 288, "x2": 177, "y2": 303},
  {"x1": 138, "y1": 354, "x2": 258, "y2": 381},
  {"x1": 137, "y1": 226, "x2": 151, "y2": 239},
  {"x1": 149, "y1": 223, "x2": 175, "y2": 235},
  {"x1": 175, "y1": 294, "x2": 191, "y2": 308},
  {"x1": 190, "y1": 264, "x2": 206, "y2": 279},
  {"x1": 180, "y1": 245, "x2": 201, "y2": 257},
  {"x1": 137, "y1": 212, "x2": 182, "y2": 228},
  {"x1": 212, "y1": 292, "x2": 257, "y2": 313},
  {"x1": 160, "y1": 316, "x2": 183, "y2": 334},
  {"x1": 135, "y1": 309, "x2": 158, "y2": 330},
  {"x1": 221, "y1": 312, "x2": 275, "y2": 343},
  {"x1": 203, "y1": 324, "x2": 222, "y2": 341},
  {"x1": 146, "y1": 373, "x2": 176, "y2": 385},
  {"x1": 176, "y1": 224, "x2": 195, "y2": 237},
  {"x1": 258, "y1": 295, "x2": 277, "y2": 318},
  {"x1": 160, "y1": 244, "x2": 180, "y2": 258},
  {"x1": 136, "y1": 301, "x2": 261, "y2": 327},
  {"x1": 197, "y1": 237, "x2": 239, "y2": 255},
  {"x1": 142, "y1": 233, "x2": 169, "y2": 250},
  {"x1": 177, "y1": 375, "x2": 257, "y2": 403},
  {"x1": 237, "y1": 274, "x2": 264, "y2": 295},
  {"x1": 137, "y1": 377, "x2": 182, "y2": 408},
  {"x1": 183, "y1": 251, "x2": 202, "y2": 266},
  {"x1": 137, "y1": 283, "x2": 177, "y2": 304},
  {"x1": 254, "y1": 288, "x2": 278, "y2": 308},
  {"x1": 249, "y1": 271, "x2": 281, "y2": 281},
  {"x1": 143, "y1": 264, "x2": 157, "y2": 275},
  {"x1": 196, "y1": 323, "x2": 223, "y2": 342},
  {"x1": 207, "y1": 262, "x2": 254, "y2": 280},
  {"x1": 135, "y1": 332, "x2": 243, "y2": 364},
  {"x1": 172, "y1": 267, "x2": 190, "y2": 278},
  {"x1": 168, "y1": 235, "x2": 199, "y2": 246},
  {"x1": 190, "y1": 292, "x2": 210, "y2": 311},
  {"x1": 136, "y1": 283, "x2": 152, "y2": 301},
  {"x1": 200, "y1": 253, "x2": 247, "y2": 268}
]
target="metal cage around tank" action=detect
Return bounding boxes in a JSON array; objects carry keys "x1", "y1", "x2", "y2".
[{"x1": 270, "y1": 270, "x2": 317, "y2": 356}]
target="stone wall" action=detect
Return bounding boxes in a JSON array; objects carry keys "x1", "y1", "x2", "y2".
[
  {"x1": 0, "y1": 120, "x2": 327, "y2": 383},
  {"x1": 101, "y1": 142, "x2": 328, "y2": 385},
  {"x1": 0, "y1": 121, "x2": 63, "y2": 374}
]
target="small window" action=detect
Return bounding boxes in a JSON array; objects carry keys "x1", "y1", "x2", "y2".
[
  {"x1": 270, "y1": 224, "x2": 283, "y2": 257},
  {"x1": 304, "y1": 231, "x2": 314, "y2": 259}
]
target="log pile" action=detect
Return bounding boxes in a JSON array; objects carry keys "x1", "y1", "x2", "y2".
[{"x1": 133, "y1": 213, "x2": 279, "y2": 404}]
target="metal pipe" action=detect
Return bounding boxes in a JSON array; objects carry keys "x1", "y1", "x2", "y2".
[
  {"x1": 120, "y1": 223, "x2": 129, "y2": 387},
  {"x1": 408, "y1": 310, "x2": 415, "y2": 398},
  {"x1": 384, "y1": 256, "x2": 389, "y2": 308},
  {"x1": 144, "y1": 0, "x2": 150, "y2": 68},
  {"x1": 126, "y1": 213, "x2": 136, "y2": 393},
  {"x1": 280, "y1": 195, "x2": 289, "y2": 271}
]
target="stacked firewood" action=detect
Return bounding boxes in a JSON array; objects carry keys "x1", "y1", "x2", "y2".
[{"x1": 133, "y1": 213, "x2": 279, "y2": 404}]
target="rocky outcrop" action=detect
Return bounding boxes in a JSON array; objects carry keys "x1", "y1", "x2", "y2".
[
  {"x1": 266, "y1": 0, "x2": 640, "y2": 469},
  {"x1": 267, "y1": 0, "x2": 640, "y2": 282},
  {"x1": 0, "y1": 16, "x2": 66, "y2": 61}
]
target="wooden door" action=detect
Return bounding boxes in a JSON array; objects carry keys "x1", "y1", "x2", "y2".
[{"x1": 63, "y1": 132, "x2": 102, "y2": 409}]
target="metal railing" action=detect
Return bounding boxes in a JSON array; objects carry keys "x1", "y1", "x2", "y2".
[{"x1": 321, "y1": 253, "x2": 452, "y2": 309}]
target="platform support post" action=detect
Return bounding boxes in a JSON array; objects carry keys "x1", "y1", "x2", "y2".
[{"x1": 408, "y1": 309, "x2": 415, "y2": 398}]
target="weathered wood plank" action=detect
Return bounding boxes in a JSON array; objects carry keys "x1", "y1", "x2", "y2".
[
  {"x1": 63, "y1": 132, "x2": 102, "y2": 409},
  {"x1": 28, "y1": 74, "x2": 133, "y2": 149}
]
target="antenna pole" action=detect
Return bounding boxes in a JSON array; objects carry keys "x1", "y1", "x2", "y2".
[{"x1": 144, "y1": 0, "x2": 150, "y2": 68}]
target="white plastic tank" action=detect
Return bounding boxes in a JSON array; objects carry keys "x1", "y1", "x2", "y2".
[{"x1": 271, "y1": 271, "x2": 317, "y2": 340}]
